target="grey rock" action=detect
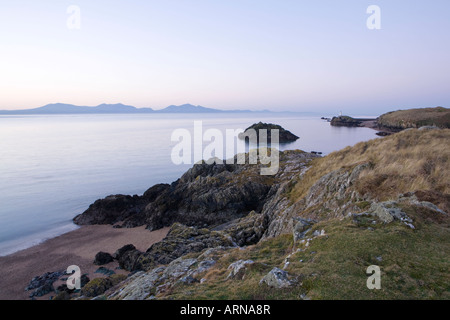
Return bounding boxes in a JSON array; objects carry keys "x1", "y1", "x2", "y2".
[
  {"x1": 367, "y1": 201, "x2": 414, "y2": 227},
  {"x1": 226, "y1": 260, "x2": 254, "y2": 280},
  {"x1": 163, "y1": 258, "x2": 197, "y2": 279},
  {"x1": 94, "y1": 267, "x2": 115, "y2": 276},
  {"x1": 109, "y1": 267, "x2": 164, "y2": 300},
  {"x1": 293, "y1": 218, "x2": 315, "y2": 242},
  {"x1": 179, "y1": 275, "x2": 200, "y2": 284},
  {"x1": 259, "y1": 267, "x2": 294, "y2": 288},
  {"x1": 418, "y1": 126, "x2": 440, "y2": 131},
  {"x1": 25, "y1": 271, "x2": 64, "y2": 298}
]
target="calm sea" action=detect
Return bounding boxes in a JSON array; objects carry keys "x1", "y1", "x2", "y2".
[{"x1": 0, "y1": 113, "x2": 378, "y2": 256}]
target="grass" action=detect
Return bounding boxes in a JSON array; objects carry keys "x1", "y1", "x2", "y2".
[
  {"x1": 160, "y1": 205, "x2": 450, "y2": 300},
  {"x1": 155, "y1": 128, "x2": 450, "y2": 300},
  {"x1": 289, "y1": 129, "x2": 450, "y2": 203},
  {"x1": 378, "y1": 107, "x2": 450, "y2": 129}
]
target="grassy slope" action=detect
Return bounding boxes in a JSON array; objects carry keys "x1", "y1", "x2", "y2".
[
  {"x1": 155, "y1": 129, "x2": 450, "y2": 300},
  {"x1": 377, "y1": 107, "x2": 450, "y2": 130},
  {"x1": 289, "y1": 128, "x2": 450, "y2": 203}
]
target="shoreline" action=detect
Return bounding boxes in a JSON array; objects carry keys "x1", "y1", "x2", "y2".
[
  {"x1": 0, "y1": 225, "x2": 169, "y2": 300},
  {"x1": 359, "y1": 119, "x2": 399, "y2": 135}
]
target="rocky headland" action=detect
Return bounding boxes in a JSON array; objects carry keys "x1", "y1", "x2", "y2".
[
  {"x1": 8, "y1": 121, "x2": 449, "y2": 300},
  {"x1": 39, "y1": 125, "x2": 449, "y2": 300},
  {"x1": 330, "y1": 107, "x2": 450, "y2": 136}
]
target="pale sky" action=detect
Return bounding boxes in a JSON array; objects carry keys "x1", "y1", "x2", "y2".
[{"x1": 1, "y1": 0, "x2": 449, "y2": 114}]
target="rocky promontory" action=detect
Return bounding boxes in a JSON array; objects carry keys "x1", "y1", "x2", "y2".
[
  {"x1": 330, "y1": 107, "x2": 450, "y2": 135},
  {"x1": 376, "y1": 106, "x2": 450, "y2": 131},
  {"x1": 33, "y1": 126, "x2": 450, "y2": 301},
  {"x1": 73, "y1": 151, "x2": 318, "y2": 232}
]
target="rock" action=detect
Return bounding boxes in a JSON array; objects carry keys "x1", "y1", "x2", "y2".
[
  {"x1": 73, "y1": 150, "x2": 317, "y2": 237},
  {"x1": 113, "y1": 244, "x2": 136, "y2": 260},
  {"x1": 376, "y1": 131, "x2": 392, "y2": 137},
  {"x1": 163, "y1": 258, "x2": 198, "y2": 279},
  {"x1": 108, "y1": 267, "x2": 165, "y2": 300},
  {"x1": 367, "y1": 201, "x2": 414, "y2": 226},
  {"x1": 259, "y1": 267, "x2": 294, "y2": 288},
  {"x1": 80, "y1": 274, "x2": 90, "y2": 288},
  {"x1": 73, "y1": 194, "x2": 147, "y2": 225},
  {"x1": 109, "y1": 274, "x2": 127, "y2": 286},
  {"x1": 220, "y1": 211, "x2": 268, "y2": 246},
  {"x1": 238, "y1": 122, "x2": 299, "y2": 143},
  {"x1": 142, "y1": 184, "x2": 170, "y2": 202},
  {"x1": 226, "y1": 260, "x2": 254, "y2": 280},
  {"x1": 418, "y1": 126, "x2": 440, "y2": 131},
  {"x1": 95, "y1": 267, "x2": 115, "y2": 276},
  {"x1": 293, "y1": 218, "x2": 315, "y2": 242},
  {"x1": 117, "y1": 248, "x2": 151, "y2": 272},
  {"x1": 81, "y1": 278, "x2": 113, "y2": 298},
  {"x1": 330, "y1": 116, "x2": 363, "y2": 127},
  {"x1": 141, "y1": 223, "x2": 234, "y2": 270},
  {"x1": 52, "y1": 291, "x2": 72, "y2": 300},
  {"x1": 116, "y1": 224, "x2": 234, "y2": 273},
  {"x1": 412, "y1": 190, "x2": 450, "y2": 214},
  {"x1": 56, "y1": 276, "x2": 90, "y2": 294},
  {"x1": 25, "y1": 271, "x2": 64, "y2": 298},
  {"x1": 179, "y1": 275, "x2": 199, "y2": 284},
  {"x1": 94, "y1": 251, "x2": 114, "y2": 265},
  {"x1": 184, "y1": 259, "x2": 216, "y2": 280}
]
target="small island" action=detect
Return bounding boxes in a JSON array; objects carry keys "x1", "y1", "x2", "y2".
[{"x1": 238, "y1": 122, "x2": 299, "y2": 143}]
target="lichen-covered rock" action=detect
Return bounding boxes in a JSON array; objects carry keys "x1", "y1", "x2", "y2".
[
  {"x1": 117, "y1": 223, "x2": 234, "y2": 272},
  {"x1": 81, "y1": 278, "x2": 113, "y2": 298},
  {"x1": 109, "y1": 268, "x2": 165, "y2": 300},
  {"x1": 142, "y1": 223, "x2": 235, "y2": 269},
  {"x1": 226, "y1": 260, "x2": 254, "y2": 280},
  {"x1": 263, "y1": 163, "x2": 368, "y2": 239},
  {"x1": 117, "y1": 248, "x2": 152, "y2": 272},
  {"x1": 259, "y1": 267, "x2": 294, "y2": 288},
  {"x1": 293, "y1": 218, "x2": 316, "y2": 242},
  {"x1": 220, "y1": 211, "x2": 268, "y2": 246},
  {"x1": 162, "y1": 258, "x2": 197, "y2": 279}
]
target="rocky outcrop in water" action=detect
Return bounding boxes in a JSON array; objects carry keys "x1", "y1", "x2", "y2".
[
  {"x1": 73, "y1": 151, "x2": 319, "y2": 233},
  {"x1": 238, "y1": 122, "x2": 299, "y2": 143},
  {"x1": 330, "y1": 116, "x2": 363, "y2": 127}
]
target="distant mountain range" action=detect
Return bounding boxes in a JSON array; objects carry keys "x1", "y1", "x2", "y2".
[{"x1": 0, "y1": 103, "x2": 267, "y2": 115}]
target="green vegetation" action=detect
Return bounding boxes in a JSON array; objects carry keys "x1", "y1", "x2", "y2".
[{"x1": 159, "y1": 207, "x2": 449, "y2": 300}]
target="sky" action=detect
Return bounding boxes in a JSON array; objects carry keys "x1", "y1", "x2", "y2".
[{"x1": 0, "y1": 0, "x2": 449, "y2": 115}]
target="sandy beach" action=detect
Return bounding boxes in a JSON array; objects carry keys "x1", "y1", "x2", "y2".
[{"x1": 0, "y1": 225, "x2": 169, "y2": 300}]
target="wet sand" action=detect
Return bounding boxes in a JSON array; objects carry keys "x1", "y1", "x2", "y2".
[{"x1": 0, "y1": 225, "x2": 169, "y2": 300}]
